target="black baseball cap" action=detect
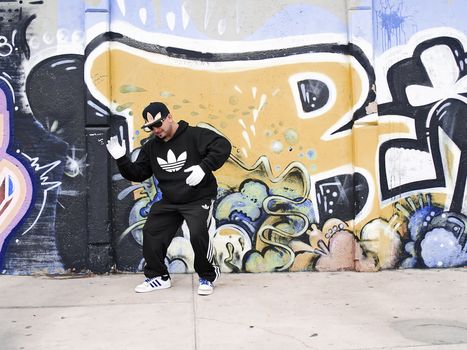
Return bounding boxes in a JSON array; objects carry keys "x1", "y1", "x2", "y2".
[{"x1": 141, "y1": 102, "x2": 170, "y2": 129}]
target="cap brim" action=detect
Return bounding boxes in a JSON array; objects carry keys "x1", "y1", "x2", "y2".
[{"x1": 141, "y1": 118, "x2": 163, "y2": 129}]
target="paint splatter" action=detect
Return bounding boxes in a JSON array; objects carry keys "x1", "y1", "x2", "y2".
[
  {"x1": 284, "y1": 128, "x2": 299, "y2": 144},
  {"x1": 306, "y1": 149, "x2": 316, "y2": 160},
  {"x1": 119, "y1": 85, "x2": 146, "y2": 93},
  {"x1": 376, "y1": 0, "x2": 415, "y2": 51},
  {"x1": 271, "y1": 141, "x2": 283, "y2": 153},
  {"x1": 116, "y1": 102, "x2": 133, "y2": 112}
]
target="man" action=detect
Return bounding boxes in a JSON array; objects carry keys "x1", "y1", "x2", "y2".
[{"x1": 106, "y1": 102, "x2": 231, "y2": 295}]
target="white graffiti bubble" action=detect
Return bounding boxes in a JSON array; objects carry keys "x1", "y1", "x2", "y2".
[
  {"x1": 56, "y1": 29, "x2": 69, "y2": 44},
  {"x1": 167, "y1": 12, "x2": 176, "y2": 31},
  {"x1": 71, "y1": 31, "x2": 84, "y2": 45},
  {"x1": 117, "y1": 0, "x2": 126, "y2": 16},
  {"x1": 139, "y1": 8, "x2": 147, "y2": 25},
  {"x1": 181, "y1": 1, "x2": 190, "y2": 29},
  {"x1": 218, "y1": 18, "x2": 226, "y2": 36},
  {"x1": 28, "y1": 36, "x2": 40, "y2": 49},
  {"x1": 43, "y1": 32, "x2": 54, "y2": 45},
  {"x1": 271, "y1": 141, "x2": 283, "y2": 154},
  {"x1": 0, "y1": 36, "x2": 13, "y2": 57}
]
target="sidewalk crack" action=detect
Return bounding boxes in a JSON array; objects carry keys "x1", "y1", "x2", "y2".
[{"x1": 197, "y1": 317, "x2": 318, "y2": 349}]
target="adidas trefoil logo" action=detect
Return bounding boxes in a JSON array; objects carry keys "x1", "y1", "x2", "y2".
[
  {"x1": 157, "y1": 150, "x2": 187, "y2": 172},
  {"x1": 201, "y1": 204, "x2": 209, "y2": 210}
]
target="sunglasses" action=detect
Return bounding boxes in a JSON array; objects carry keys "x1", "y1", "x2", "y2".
[{"x1": 142, "y1": 115, "x2": 167, "y2": 132}]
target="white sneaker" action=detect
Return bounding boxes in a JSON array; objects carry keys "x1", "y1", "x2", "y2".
[
  {"x1": 197, "y1": 278, "x2": 214, "y2": 295},
  {"x1": 134, "y1": 276, "x2": 171, "y2": 293}
]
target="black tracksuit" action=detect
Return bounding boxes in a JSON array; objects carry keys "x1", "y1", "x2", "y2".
[{"x1": 116, "y1": 120, "x2": 231, "y2": 281}]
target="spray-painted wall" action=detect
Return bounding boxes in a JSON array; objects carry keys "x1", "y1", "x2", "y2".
[{"x1": 0, "y1": 0, "x2": 466, "y2": 275}]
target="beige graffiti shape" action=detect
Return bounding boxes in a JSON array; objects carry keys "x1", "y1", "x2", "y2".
[{"x1": 90, "y1": 42, "x2": 363, "y2": 172}]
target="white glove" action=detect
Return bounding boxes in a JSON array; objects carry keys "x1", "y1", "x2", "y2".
[
  {"x1": 184, "y1": 165, "x2": 205, "y2": 186},
  {"x1": 106, "y1": 135, "x2": 126, "y2": 159}
]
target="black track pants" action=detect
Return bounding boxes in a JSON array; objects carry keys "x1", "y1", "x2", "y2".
[{"x1": 142, "y1": 197, "x2": 220, "y2": 282}]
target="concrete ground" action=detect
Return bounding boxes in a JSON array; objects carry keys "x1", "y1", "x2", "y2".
[{"x1": 1, "y1": 269, "x2": 467, "y2": 350}]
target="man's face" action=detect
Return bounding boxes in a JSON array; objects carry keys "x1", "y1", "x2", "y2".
[{"x1": 146, "y1": 112, "x2": 173, "y2": 140}]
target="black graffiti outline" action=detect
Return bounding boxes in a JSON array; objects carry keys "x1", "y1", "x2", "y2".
[
  {"x1": 378, "y1": 36, "x2": 467, "y2": 212},
  {"x1": 85, "y1": 31, "x2": 376, "y2": 137}
]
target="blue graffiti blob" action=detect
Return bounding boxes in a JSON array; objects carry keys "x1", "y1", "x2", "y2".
[
  {"x1": 407, "y1": 205, "x2": 444, "y2": 242},
  {"x1": 8, "y1": 176, "x2": 14, "y2": 196},
  {"x1": 420, "y1": 212, "x2": 467, "y2": 268},
  {"x1": 306, "y1": 149, "x2": 315, "y2": 160},
  {"x1": 403, "y1": 208, "x2": 467, "y2": 268},
  {"x1": 421, "y1": 228, "x2": 467, "y2": 268},
  {"x1": 138, "y1": 176, "x2": 162, "y2": 217},
  {"x1": 216, "y1": 180, "x2": 270, "y2": 237}
]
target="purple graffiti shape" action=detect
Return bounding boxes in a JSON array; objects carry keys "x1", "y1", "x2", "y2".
[{"x1": 0, "y1": 78, "x2": 33, "y2": 252}]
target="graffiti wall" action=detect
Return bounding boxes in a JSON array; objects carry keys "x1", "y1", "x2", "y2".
[{"x1": 0, "y1": 0, "x2": 466, "y2": 275}]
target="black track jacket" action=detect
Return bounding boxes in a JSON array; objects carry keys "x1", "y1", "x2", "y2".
[{"x1": 116, "y1": 121, "x2": 231, "y2": 204}]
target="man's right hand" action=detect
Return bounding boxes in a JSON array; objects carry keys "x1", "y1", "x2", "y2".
[{"x1": 106, "y1": 135, "x2": 126, "y2": 159}]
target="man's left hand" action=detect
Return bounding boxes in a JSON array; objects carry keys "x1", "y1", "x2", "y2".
[{"x1": 184, "y1": 165, "x2": 205, "y2": 186}]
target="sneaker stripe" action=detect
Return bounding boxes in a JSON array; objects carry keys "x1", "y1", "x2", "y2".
[{"x1": 147, "y1": 278, "x2": 163, "y2": 288}]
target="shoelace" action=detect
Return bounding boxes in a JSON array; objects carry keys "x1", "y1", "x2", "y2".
[{"x1": 199, "y1": 279, "x2": 211, "y2": 286}]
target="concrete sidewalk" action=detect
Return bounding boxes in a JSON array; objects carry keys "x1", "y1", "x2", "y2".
[{"x1": 1, "y1": 270, "x2": 467, "y2": 350}]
